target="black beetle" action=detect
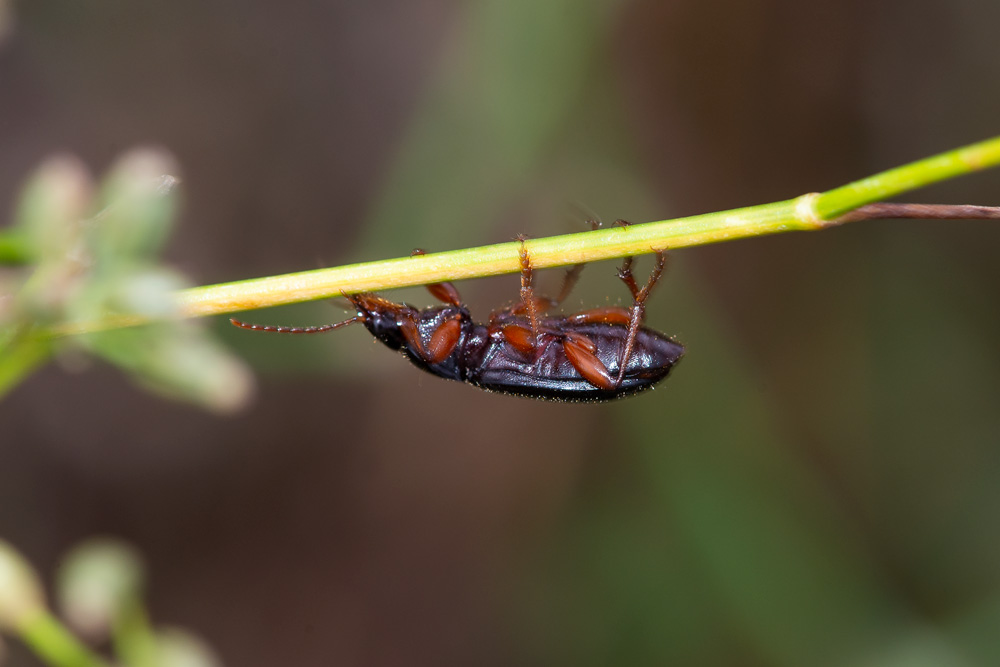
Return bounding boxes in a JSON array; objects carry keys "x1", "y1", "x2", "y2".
[{"x1": 232, "y1": 235, "x2": 684, "y2": 401}]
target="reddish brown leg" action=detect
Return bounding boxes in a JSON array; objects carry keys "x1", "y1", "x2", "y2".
[
  {"x1": 563, "y1": 332, "x2": 614, "y2": 390},
  {"x1": 500, "y1": 323, "x2": 537, "y2": 357},
  {"x1": 517, "y1": 236, "x2": 542, "y2": 351},
  {"x1": 617, "y1": 256, "x2": 640, "y2": 300},
  {"x1": 491, "y1": 219, "x2": 601, "y2": 325},
  {"x1": 610, "y1": 220, "x2": 642, "y2": 299},
  {"x1": 505, "y1": 294, "x2": 555, "y2": 318},
  {"x1": 400, "y1": 313, "x2": 462, "y2": 364},
  {"x1": 566, "y1": 306, "x2": 633, "y2": 326},
  {"x1": 425, "y1": 317, "x2": 462, "y2": 362},
  {"x1": 551, "y1": 219, "x2": 602, "y2": 307},
  {"x1": 552, "y1": 263, "x2": 586, "y2": 307},
  {"x1": 614, "y1": 250, "x2": 667, "y2": 387},
  {"x1": 411, "y1": 248, "x2": 462, "y2": 306}
]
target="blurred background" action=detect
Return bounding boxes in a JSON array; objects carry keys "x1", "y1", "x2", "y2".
[{"x1": 3, "y1": 0, "x2": 1000, "y2": 665}]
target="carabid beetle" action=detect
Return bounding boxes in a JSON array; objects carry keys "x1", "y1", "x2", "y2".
[{"x1": 232, "y1": 229, "x2": 684, "y2": 401}]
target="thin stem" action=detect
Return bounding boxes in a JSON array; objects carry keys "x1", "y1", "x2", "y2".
[
  {"x1": 814, "y1": 137, "x2": 1000, "y2": 219},
  {"x1": 112, "y1": 597, "x2": 157, "y2": 667},
  {"x1": 17, "y1": 609, "x2": 111, "y2": 667},
  {"x1": 829, "y1": 203, "x2": 1000, "y2": 225},
  {"x1": 45, "y1": 135, "x2": 1000, "y2": 336}
]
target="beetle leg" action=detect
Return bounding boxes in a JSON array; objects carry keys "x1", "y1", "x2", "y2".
[
  {"x1": 552, "y1": 262, "x2": 586, "y2": 307},
  {"x1": 503, "y1": 294, "x2": 555, "y2": 318},
  {"x1": 617, "y1": 256, "x2": 641, "y2": 300},
  {"x1": 425, "y1": 317, "x2": 463, "y2": 363},
  {"x1": 517, "y1": 235, "x2": 542, "y2": 353},
  {"x1": 491, "y1": 218, "x2": 601, "y2": 324},
  {"x1": 400, "y1": 313, "x2": 463, "y2": 364},
  {"x1": 614, "y1": 250, "x2": 667, "y2": 387},
  {"x1": 400, "y1": 318, "x2": 426, "y2": 357},
  {"x1": 566, "y1": 306, "x2": 633, "y2": 326},
  {"x1": 563, "y1": 332, "x2": 615, "y2": 390},
  {"x1": 500, "y1": 323, "x2": 537, "y2": 357},
  {"x1": 611, "y1": 220, "x2": 642, "y2": 300},
  {"x1": 411, "y1": 248, "x2": 463, "y2": 306},
  {"x1": 551, "y1": 219, "x2": 601, "y2": 307}
]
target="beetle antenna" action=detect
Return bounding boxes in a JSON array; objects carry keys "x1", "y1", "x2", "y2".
[{"x1": 229, "y1": 316, "x2": 362, "y2": 334}]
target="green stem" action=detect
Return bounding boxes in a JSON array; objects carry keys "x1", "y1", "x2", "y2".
[
  {"x1": 112, "y1": 597, "x2": 158, "y2": 667},
  {"x1": 816, "y1": 137, "x2": 1000, "y2": 218},
  {"x1": 50, "y1": 135, "x2": 1000, "y2": 336},
  {"x1": 17, "y1": 610, "x2": 110, "y2": 667},
  {"x1": 0, "y1": 230, "x2": 31, "y2": 265}
]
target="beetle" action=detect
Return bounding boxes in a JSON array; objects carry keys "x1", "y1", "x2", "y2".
[{"x1": 231, "y1": 228, "x2": 684, "y2": 401}]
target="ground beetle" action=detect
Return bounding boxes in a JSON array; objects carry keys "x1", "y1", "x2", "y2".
[{"x1": 232, "y1": 224, "x2": 684, "y2": 401}]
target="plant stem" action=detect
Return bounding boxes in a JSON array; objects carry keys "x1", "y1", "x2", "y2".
[
  {"x1": 112, "y1": 597, "x2": 158, "y2": 667},
  {"x1": 17, "y1": 609, "x2": 110, "y2": 667},
  {"x1": 815, "y1": 137, "x2": 1000, "y2": 218},
  {"x1": 49, "y1": 135, "x2": 1000, "y2": 336}
]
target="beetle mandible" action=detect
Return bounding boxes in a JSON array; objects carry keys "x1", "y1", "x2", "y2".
[{"x1": 231, "y1": 223, "x2": 684, "y2": 401}]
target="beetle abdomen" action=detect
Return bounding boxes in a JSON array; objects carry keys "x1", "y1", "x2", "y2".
[{"x1": 468, "y1": 323, "x2": 684, "y2": 402}]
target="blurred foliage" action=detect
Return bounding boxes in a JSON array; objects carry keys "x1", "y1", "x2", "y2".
[
  {"x1": 0, "y1": 150, "x2": 253, "y2": 411},
  {"x1": 0, "y1": 537, "x2": 220, "y2": 667}
]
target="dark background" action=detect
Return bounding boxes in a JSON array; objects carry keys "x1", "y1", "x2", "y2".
[{"x1": 3, "y1": 1, "x2": 1000, "y2": 665}]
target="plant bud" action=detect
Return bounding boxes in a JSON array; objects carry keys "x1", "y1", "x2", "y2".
[
  {"x1": 155, "y1": 628, "x2": 222, "y2": 667},
  {"x1": 57, "y1": 539, "x2": 144, "y2": 640}
]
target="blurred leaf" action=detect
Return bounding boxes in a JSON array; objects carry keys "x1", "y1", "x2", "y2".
[
  {"x1": 14, "y1": 156, "x2": 93, "y2": 325},
  {"x1": 17, "y1": 156, "x2": 92, "y2": 264},
  {"x1": 86, "y1": 324, "x2": 254, "y2": 414},
  {"x1": 91, "y1": 150, "x2": 179, "y2": 265},
  {"x1": 1, "y1": 149, "x2": 253, "y2": 410}
]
